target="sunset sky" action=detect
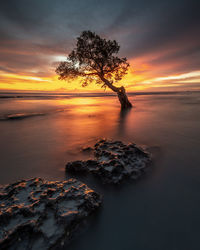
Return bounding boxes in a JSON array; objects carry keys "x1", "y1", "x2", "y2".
[{"x1": 0, "y1": 0, "x2": 200, "y2": 92}]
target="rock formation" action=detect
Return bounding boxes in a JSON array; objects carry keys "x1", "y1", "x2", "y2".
[
  {"x1": 66, "y1": 139, "x2": 151, "y2": 184},
  {"x1": 0, "y1": 178, "x2": 101, "y2": 249}
]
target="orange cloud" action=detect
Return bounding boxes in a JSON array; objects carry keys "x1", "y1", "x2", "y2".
[{"x1": 1, "y1": 54, "x2": 200, "y2": 92}]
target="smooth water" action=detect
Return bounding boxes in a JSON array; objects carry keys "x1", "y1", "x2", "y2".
[{"x1": 0, "y1": 92, "x2": 200, "y2": 250}]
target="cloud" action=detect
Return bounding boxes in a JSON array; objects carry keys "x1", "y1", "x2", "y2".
[{"x1": 0, "y1": 0, "x2": 199, "y2": 91}]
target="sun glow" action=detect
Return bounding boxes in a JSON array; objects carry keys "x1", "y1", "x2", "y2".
[
  {"x1": 1, "y1": 62, "x2": 200, "y2": 92},
  {"x1": 1, "y1": 73, "x2": 50, "y2": 82},
  {"x1": 152, "y1": 71, "x2": 200, "y2": 82}
]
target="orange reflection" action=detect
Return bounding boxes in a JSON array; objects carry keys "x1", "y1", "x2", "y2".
[
  {"x1": 57, "y1": 97, "x2": 101, "y2": 106},
  {"x1": 44, "y1": 97, "x2": 121, "y2": 154}
]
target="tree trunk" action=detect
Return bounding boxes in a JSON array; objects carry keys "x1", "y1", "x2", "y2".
[
  {"x1": 117, "y1": 86, "x2": 132, "y2": 109},
  {"x1": 100, "y1": 76, "x2": 132, "y2": 109}
]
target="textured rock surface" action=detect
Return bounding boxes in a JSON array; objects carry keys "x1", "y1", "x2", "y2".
[
  {"x1": 0, "y1": 178, "x2": 101, "y2": 249},
  {"x1": 66, "y1": 139, "x2": 151, "y2": 184}
]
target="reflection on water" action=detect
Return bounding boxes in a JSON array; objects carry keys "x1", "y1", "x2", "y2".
[
  {"x1": 0, "y1": 96, "x2": 121, "y2": 183},
  {"x1": 1, "y1": 92, "x2": 200, "y2": 250},
  {"x1": 0, "y1": 93, "x2": 200, "y2": 183},
  {"x1": 117, "y1": 108, "x2": 132, "y2": 137}
]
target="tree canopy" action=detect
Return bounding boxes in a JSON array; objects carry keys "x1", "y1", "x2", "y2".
[{"x1": 56, "y1": 31, "x2": 130, "y2": 91}]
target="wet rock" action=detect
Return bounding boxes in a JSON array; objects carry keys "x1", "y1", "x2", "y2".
[
  {"x1": 66, "y1": 140, "x2": 151, "y2": 184},
  {"x1": 0, "y1": 178, "x2": 101, "y2": 249},
  {"x1": 82, "y1": 146, "x2": 93, "y2": 152},
  {"x1": 66, "y1": 160, "x2": 88, "y2": 173}
]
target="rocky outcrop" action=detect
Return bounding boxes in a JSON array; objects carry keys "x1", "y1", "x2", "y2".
[
  {"x1": 66, "y1": 139, "x2": 151, "y2": 184},
  {"x1": 0, "y1": 178, "x2": 101, "y2": 249}
]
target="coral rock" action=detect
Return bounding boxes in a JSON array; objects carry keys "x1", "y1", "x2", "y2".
[
  {"x1": 66, "y1": 140, "x2": 151, "y2": 184},
  {"x1": 0, "y1": 178, "x2": 101, "y2": 249}
]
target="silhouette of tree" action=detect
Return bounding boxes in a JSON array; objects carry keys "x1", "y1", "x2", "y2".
[{"x1": 56, "y1": 31, "x2": 132, "y2": 109}]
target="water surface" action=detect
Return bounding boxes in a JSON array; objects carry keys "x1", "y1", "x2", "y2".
[{"x1": 0, "y1": 92, "x2": 200, "y2": 250}]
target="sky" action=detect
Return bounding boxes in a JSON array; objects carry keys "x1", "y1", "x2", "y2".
[{"x1": 0, "y1": 0, "x2": 200, "y2": 92}]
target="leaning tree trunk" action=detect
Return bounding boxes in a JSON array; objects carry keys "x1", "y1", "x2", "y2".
[
  {"x1": 117, "y1": 86, "x2": 132, "y2": 109},
  {"x1": 100, "y1": 76, "x2": 132, "y2": 109}
]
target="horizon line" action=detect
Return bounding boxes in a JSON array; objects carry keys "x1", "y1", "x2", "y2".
[{"x1": 0, "y1": 90, "x2": 199, "y2": 95}]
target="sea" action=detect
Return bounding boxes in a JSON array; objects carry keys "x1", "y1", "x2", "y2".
[{"x1": 0, "y1": 91, "x2": 200, "y2": 250}]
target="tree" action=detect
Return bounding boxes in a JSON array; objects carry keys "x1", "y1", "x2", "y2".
[{"x1": 56, "y1": 31, "x2": 132, "y2": 109}]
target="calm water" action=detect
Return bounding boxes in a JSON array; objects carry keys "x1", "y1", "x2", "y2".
[{"x1": 0, "y1": 92, "x2": 200, "y2": 250}]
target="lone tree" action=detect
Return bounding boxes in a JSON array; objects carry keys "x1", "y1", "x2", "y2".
[{"x1": 56, "y1": 31, "x2": 132, "y2": 109}]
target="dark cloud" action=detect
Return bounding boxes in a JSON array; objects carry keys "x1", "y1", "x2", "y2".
[
  {"x1": 0, "y1": 66, "x2": 16, "y2": 74},
  {"x1": 0, "y1": 0, "x2": 199, "y2": 84}
]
